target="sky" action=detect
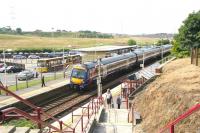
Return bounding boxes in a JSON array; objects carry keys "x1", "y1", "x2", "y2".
[{"x1": 0, "y1": 0, "x2": 199, "y2": 34}]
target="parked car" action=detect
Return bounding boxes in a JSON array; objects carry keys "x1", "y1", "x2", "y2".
[
  {"x1": 0, "y1": 63, "x2": 5, "y2": 68},
  {"x1": 13, "y1": 55, "x2": 26, "y2": 59},
  {"x1": 47, "y1": 53, "x2": 57, "y2": 58},
  {"x1": 6, "y1": 66, "x2": 23, "y2": 73},
  {"x1": 17, "y1": 70, "x2": 34, "y2": 80},
  {"x1": 0, "y1": 66, "x2": 6, "y2": 73},
  {"x1": 28, "y1": 55, "x2": 40, "y2": 59}
]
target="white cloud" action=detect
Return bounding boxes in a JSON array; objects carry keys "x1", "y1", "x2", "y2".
[{"x1": 0, "y1": 0, "x2": 199, "y2": 34}]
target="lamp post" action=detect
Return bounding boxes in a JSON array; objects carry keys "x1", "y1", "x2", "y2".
[
  {"x1": 3, "y1": 49, "x2": 7, "y2": 87},
  {"x1": 140, "y1": 49, "x2": 145, "y2": 69},
  {"x1": 97, "y1": 57, "x2": 102, "y2": 97},
  {"x1": 2, "y1": 49, "x2": 11, "y2": 94}
]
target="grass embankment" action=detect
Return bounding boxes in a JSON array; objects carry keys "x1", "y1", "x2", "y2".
[
  {"x1": 133, "y1": 58, "x2": 200, "y2": 133},
  {"x1": 0, "y1": 34, "x2": 158, "y2": 49}
]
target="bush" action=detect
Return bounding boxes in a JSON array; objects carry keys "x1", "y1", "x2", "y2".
[{"x1": 128, "y1": 39, "x2": 137, "y2": 46}]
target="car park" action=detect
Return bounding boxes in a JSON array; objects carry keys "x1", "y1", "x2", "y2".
[
  {"x1": 13, "y1": 55, "x2": 26, "y2": 59},
  {"x1": 28, "y1": 55, "x2": 40, "y2": 59},
  {"x1": 17, "y1": 70, "x2": 34, "y2": 80}
]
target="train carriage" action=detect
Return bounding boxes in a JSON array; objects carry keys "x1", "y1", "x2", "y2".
[{"x1": 70, "y1": 45, "x2": 172, "y2": 90}]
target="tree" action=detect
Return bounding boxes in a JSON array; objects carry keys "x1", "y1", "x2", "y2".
[
  {"x1": 156, "y1": 39, "x2": 170, "y2": 46},
  {"x1": 128, "y1": 39, "x2": 137, "y2": 46},
  {"x1": 16, "y1": 28, "x2": 22, "y2": 34},
  {"x1": 176, "y1": 10, "x2": 200, "y2": 49}
]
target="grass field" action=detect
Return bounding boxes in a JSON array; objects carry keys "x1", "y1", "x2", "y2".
[{"x1": 0, "y1": 34, "x2": 159, "y2": 49}]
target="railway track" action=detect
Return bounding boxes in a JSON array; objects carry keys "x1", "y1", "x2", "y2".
[{"x1": 40, "y1": 68, "x2": 138, "y2": 121}]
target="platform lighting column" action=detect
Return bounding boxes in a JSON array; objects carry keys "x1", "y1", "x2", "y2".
[
  {"x1": 97, "y1": 57, "x2": 102, "y2": 97},
  {"x1": 161, "y1": 45, "x2": 163, "y2": 64},
  {"x1": 142, "y1": 50, "x2": 145, "y2": 69},
  {"x1": 3, "y1": 49, "x2": 7, "y2": 87},
  {"x1": 63, "y1": 47, "x2": 65, "y2": 78}
]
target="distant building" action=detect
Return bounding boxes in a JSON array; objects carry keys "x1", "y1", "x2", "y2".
[{"x1": 73, "y1": 45, "x2": 137, "y2": 62}]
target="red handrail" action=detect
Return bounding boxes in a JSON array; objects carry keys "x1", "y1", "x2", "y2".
[
  {"x1": 0, "y1": 83, "x2": 73, "y2": 132},
  {"x1": 159, "y1": 103, "x2": 200, "y2": 133},
  {"x1": 0, "y1": 107, "x2": 61, "y2": 132}
]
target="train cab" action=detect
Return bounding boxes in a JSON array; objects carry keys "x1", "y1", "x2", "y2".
[{"x1": 70, "y1": 64, "x2": 88, "y2": 90}]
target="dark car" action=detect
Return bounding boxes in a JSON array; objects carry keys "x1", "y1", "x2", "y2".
[
  {"x1": 28, "y1": 55, "x2": 40, "y2": 59},
  {"x1": 13, "y1": 55, "x2": 26, "y2": 59},
  {"x1": 0, "y1": 63, "x2": 5, "y2": 68},
  {"x1": 48, "y1": 53, "x2": 57, "y2": 58},
  {"x1": 6, "y1": 66, "x2": 23, "y2": 73}
]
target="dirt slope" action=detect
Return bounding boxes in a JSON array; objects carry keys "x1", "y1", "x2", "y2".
[{"x1": 133, "y1": 58, "x2": 200, "y2": 133}]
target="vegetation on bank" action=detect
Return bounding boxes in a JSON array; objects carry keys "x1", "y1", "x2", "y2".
[
  {"x1": 3, "y1": 118, "x2": 37, "y2": 129},
  {"x1": 172, "y1": 10, "x2": 200, "y2": 58}
]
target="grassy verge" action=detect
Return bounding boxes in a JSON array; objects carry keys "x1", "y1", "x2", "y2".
[{"x1": 3, "y1": 118, "x2": 37, "y2": 129}]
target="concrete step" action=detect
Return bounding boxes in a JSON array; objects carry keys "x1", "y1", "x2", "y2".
[
  {"x1": 14, "y1": 127, "x2": 30, "y2": 133},
  {"x1": 0, "y1": 126, "x2": 16, "y2": 133},
  {"x1": 102, "y1": 109, "x2": 129, "y2": 123},
  {"x1": 93, "y1": 123, "x2": 132, "y2": 133},
  {"x1": 29, "y1": 129, "x2": 41, "y2": 133}
]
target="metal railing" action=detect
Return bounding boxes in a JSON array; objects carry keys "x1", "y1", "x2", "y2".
[
  {"x1": 0, "y1": 82, "x2": 73, "y2": 133},
  {"x1": 159, "y1": 103, "x2": 200, "y2": 133},
  {"x1": 68, "y1": 97, "x2": 104, "y2": 133}
]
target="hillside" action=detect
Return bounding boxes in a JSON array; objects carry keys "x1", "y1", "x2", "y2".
[
  {"x1": 0, "y1": 34, "x2": 159, "y2": 49},
  {"x1": 133, "y1": 58, "x2": 200, "y2": 133}
]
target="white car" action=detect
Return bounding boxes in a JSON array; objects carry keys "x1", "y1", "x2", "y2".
[
  {"x1": 28, "y1": 55, "x2": 40, "y2": 59},
  {"x1": 17, "y1": 70, "x2": 34, "y2": 80}
]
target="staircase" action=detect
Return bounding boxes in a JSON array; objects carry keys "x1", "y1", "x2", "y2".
[
  {"x1": 92, "y1": 109, "x2": 132, "y2": 133},
  {"x1": 0, "y1": 126, "x2": 42, "y2": 133}
]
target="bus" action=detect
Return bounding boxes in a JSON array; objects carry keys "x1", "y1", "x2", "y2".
[{"x1": 36, "y1": 55, "x2": 82, "y2": 73}]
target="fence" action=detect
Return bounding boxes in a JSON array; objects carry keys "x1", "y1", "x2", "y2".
[{"x1": 0, "y1": 66, "x2": 70, "y2": 95}]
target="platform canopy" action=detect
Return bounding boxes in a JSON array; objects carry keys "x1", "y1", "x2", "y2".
[{"x1": 74, "y1": 45, "x2": 137, "y2": 52}]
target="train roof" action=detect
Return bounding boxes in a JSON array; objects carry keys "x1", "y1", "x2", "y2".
[
  {"x1": 84, "y1": 52, "x2": 137, "y2": 69},
  {"x1": 82, "y1": 44, "x2": 172, "y2": 69}
]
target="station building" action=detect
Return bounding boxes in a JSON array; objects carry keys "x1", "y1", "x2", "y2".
[{"x1": 73, "y1": 45, "x2": 137, "y2": 62}]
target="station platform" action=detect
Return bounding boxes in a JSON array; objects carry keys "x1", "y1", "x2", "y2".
[
  {"x1": 0, "y1": 78, "x2": 69, "y2": 109},
  {"x1": 49, "y1": 83, "x2": 133, "y2": 133}
]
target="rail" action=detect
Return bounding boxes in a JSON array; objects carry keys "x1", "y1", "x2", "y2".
[
  {"x1": 0, "y1": 82, "x2": 73, "y2": 133},
  {"x1": 159, "y1": 103, "x2": 200, "y2": 133}
]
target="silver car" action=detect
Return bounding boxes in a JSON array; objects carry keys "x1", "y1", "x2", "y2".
[{"x1": 17, "y1": 70, "x2": 34, "y2": 80}]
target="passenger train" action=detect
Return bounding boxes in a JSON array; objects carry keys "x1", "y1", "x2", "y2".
[{"x1": 70, "y1": 44, "x2": 172, "y2": 90}]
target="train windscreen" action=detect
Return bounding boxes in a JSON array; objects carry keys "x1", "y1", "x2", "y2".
[{"x1": 71, "y1": 69, "x2": 86, "y2": 79}]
